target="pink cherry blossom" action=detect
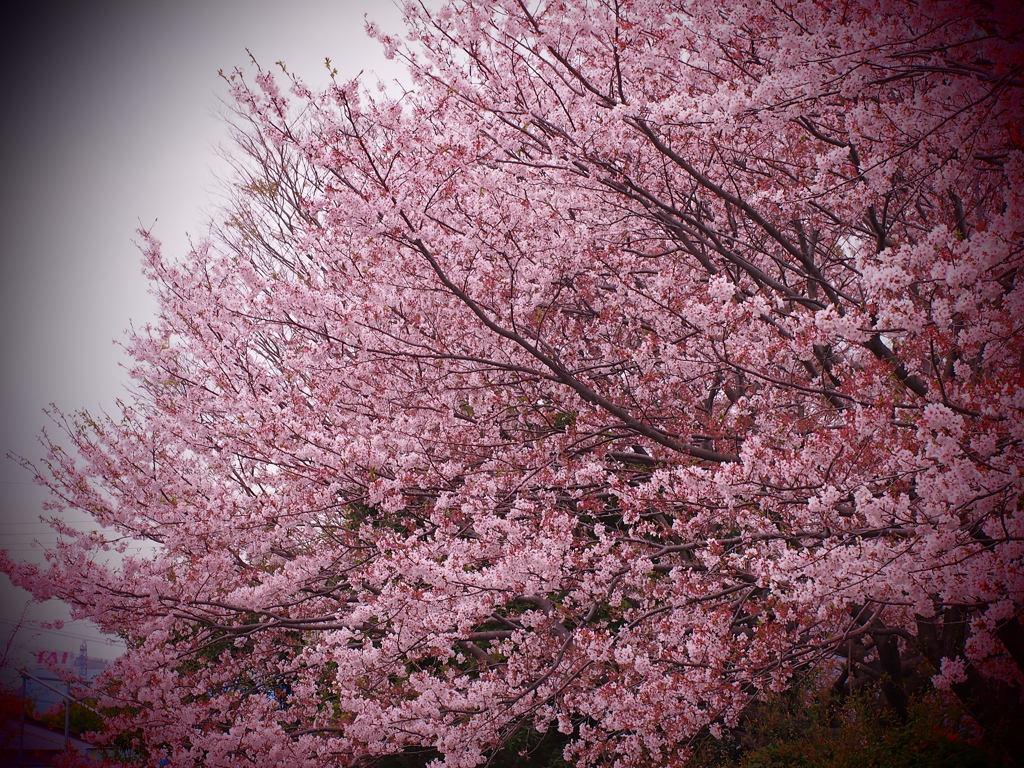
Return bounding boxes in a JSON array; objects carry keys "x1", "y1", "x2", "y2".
[{"x1": 4, "y1": 0, "x2": 1023, "y2": 764}]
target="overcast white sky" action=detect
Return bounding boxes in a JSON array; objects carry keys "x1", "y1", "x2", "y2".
[{"x1": 0, "y1": 0, "x2": 408, "y2": 676}]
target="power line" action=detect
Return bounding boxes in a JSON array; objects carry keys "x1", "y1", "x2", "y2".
[{"x1": 0, "y1": 618, "x2": 125, "y2": 649}]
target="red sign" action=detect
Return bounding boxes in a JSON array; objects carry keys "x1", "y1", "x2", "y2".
[{"x1": 35, "y1": 650, "x2": 72, "y2": 665}]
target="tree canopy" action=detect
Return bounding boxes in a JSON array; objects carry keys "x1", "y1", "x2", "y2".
[{"x1": 3, "y1": 0, "x2": 1023, "y2": 765}]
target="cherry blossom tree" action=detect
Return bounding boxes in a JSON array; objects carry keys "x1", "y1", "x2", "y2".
[{"x1": 3, "y1": 0, "x2": 1023, "y2": 765}]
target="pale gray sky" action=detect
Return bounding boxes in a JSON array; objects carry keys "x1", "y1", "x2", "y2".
[{"x1": 0, "y1": 0, "x2": 408, "y2": 676}]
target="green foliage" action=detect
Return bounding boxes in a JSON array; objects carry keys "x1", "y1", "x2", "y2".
[
  {"x1": 490, "y1": 723, "x2": 574, "y2": 768},
  {"x1": 371, "y1": 746, "x2": 443, "y2": 767},
  {"x1": 371, "y1": 683, "x2": 1020, "y2": 768},
  {"x1": 41, "y1": 698, "x2": 105, "y2": 736},
  {"x1": 370, "y1": 722, "x2": 572, "y2": 767},
  {"x1": 687, "y1": 683, "x2": 1021, "y2": 768}
]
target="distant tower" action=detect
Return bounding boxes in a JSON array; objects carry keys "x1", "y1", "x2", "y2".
[{"x1": 75, "y1": 641, "x2": 88, "y2": 678}]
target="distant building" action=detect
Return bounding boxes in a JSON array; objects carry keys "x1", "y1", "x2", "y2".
[
  {"x1": 30, "y1": 643, "x2": 108, "y2": 681},
  {"x1": 22, "y1": 643, "x2": 110, "y2": 716}
]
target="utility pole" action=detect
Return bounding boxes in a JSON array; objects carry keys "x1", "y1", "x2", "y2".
[
  {"x1": 64, "y1": 680, "x2": 70, "y2": 747},
  {"x1": 18, "y1": 674, "x2": 25, "y2": 767}
]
